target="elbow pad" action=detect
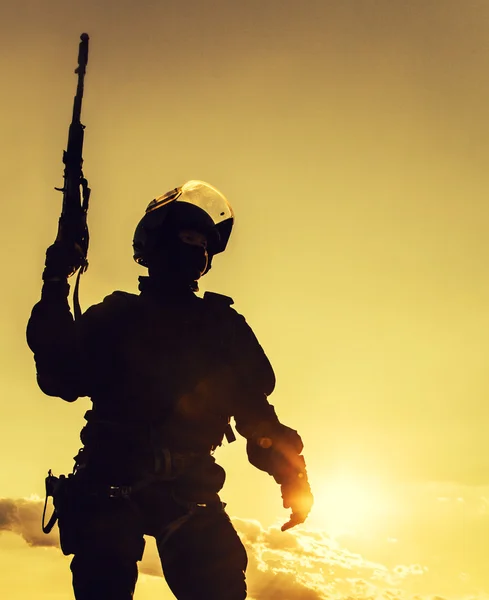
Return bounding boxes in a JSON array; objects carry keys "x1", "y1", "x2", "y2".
[
  {"x1": 35, "y1": 365, "x2": 81, "y2": 402},
  {"x1": 246, "y1": 423, "x2": 306, "y2": 484}
]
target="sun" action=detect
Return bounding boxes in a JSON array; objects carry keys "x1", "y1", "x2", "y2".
[{"x1": 309, "y1": 472, "x2": 393, "y2": 538}]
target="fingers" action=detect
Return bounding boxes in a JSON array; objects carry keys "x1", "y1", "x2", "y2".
[
  {"x1": 281, "y1": 520, "x2": 295, "y2": 532},
  {"x1": 43, "y1": 241, "x2": 86, "y2": 280},
  {"x1": 281, "y1": 513, "x2": 306, "y2": 532}
]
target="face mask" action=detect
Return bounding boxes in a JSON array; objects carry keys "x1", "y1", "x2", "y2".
[
  {"x1": 173, "y1": 239, "x2": 209, "y2": 282},
  {"x1": 148, "y1": 229, "x2": 209, "y2": 290}
]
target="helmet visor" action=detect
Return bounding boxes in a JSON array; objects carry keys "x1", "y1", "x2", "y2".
[
  {"x1": 148, "y1": 180, "x2": 233, "y2": 225},
  {"x1": 145, "y1": 180, "x2": 234, "y2": 254}
]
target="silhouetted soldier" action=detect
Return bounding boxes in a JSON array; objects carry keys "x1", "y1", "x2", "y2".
[{"x1": 27, "y1": 180, "x2": 313, "y2": 600}]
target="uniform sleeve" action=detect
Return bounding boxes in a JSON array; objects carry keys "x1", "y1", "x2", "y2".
[
  {"x1": 26, "y1": 281, "x2": 84, "y2": 401},
  {"x1": 225, "y1": 308, "x2": 308, "y2": 483},
  {"x1": 26, "y1": 283, "x2": 123, "y2": 402},
  {"x1": 225, "y1": 309, "x2": 278, "y2": 438}
]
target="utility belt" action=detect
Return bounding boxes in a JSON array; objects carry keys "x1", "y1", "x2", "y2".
[
  {"x1": 42, "y1": 446, "x2": 208, "y2": 536},
  {"x1": 42, "y1": 466, "x2": 227, "y2": 555}
]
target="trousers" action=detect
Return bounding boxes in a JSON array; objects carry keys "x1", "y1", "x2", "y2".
[{"x1": 56, "y1": 479, "x2": 248, "y2": 600}]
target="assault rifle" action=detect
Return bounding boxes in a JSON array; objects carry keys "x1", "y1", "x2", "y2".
[{"x1": 53, "y1": 33, "x2": 91, "y2": 318}]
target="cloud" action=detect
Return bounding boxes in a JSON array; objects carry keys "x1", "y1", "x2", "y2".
[
  {"x1": 0, "y1": 497, "x2": 58, "y2": 548},
  {"x1": 232, "y1": 517, "x2": 428, "y2": 600}
]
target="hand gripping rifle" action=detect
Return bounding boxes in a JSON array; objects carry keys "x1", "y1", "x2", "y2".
[{"x1": 53, "y1": 33, "x2": 91, "y2": 319}]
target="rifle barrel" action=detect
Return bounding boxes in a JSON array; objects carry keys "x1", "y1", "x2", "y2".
[{"x1": 73, "y1": 34, "x2": 89, "y2": 123}]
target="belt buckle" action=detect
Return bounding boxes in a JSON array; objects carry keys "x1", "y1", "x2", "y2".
[{"x1": 108, "y1": 485, "x2": 131, "y2": 499}]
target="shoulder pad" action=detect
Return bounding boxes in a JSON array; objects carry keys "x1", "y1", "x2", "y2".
[
  {"x1": 203, "y1": 291, "x2": 234, "y2": 307},
  {"x1": 108, "y1": 290, "x2": 138, "y2": 299},
  {"x1": 103, "y1": 291, "x2": 139, "y2": 305},
  {"x1": 81, "y1": 290, "x2": 139, "y2": 323},
  {"x1": 93, "y1": 291, "x2": 140, "y2": 314}
]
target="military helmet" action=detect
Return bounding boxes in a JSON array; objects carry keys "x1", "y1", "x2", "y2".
[{"x1": 133, "y1": 180, "x2": 234, "y2": 268}]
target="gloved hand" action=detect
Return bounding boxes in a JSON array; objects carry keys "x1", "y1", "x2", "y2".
[
  {"x1": 281, "y1": 471, "x2": 314, "y2": 531},
  {"x1": 42, "y1": 241, "x2": 86, "y2": 281}
]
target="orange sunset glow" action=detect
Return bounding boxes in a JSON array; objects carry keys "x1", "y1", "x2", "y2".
[{"x1": 2, "y1": 1, "x2": 489, "y2": 598}]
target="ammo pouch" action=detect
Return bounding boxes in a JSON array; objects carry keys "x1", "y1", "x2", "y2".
[
  {"x1": 42, "y1": 470, "x2": 84, "y2": 556},
  {"x1": 43, "y1": 469, "x2": 146, "y2": 559},
  {"x1": 42, "y1": 470, "x2": 92, "y2": 556},
  {"x1": 79, "y1": 410, "x2": 220, "y2": 482}
]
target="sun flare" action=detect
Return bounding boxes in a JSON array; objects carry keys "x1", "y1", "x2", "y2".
[{"x1": 311, "y1": 473, "x2": 393, "y2": 537}]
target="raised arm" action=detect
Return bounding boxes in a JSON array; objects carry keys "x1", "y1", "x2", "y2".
[{"x1": 27, "y1": 278, "x2": 84, "y2": 402}]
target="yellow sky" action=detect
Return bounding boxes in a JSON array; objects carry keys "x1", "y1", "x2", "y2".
[{"x1": 2, "y1": 0, "x2": 489, "y2": 598}]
